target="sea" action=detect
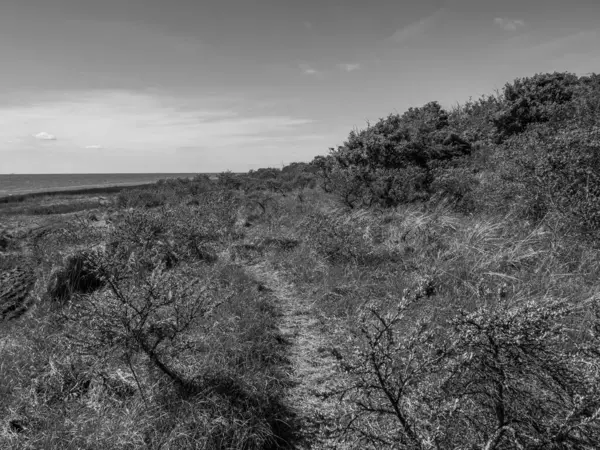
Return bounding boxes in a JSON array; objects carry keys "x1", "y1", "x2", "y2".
[{"x1": 0, "y1": 173, "x2": 201, "y2": 197}]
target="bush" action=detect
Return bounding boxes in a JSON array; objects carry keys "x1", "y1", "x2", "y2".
[
  {"x1": 449, "y1": 94, "x2": 502, "y2": 144},
  {"x1": 315, "y1": 102, "x2": 473, "y2": 208},
  {"x1": 216, "y1": 171, "x2": 243, "y2": 190},
  {"x1": 302, "y1": 209, "x2": 375, "y2": 264},
  {"x1": 70, "y1": 260, "x2": 223, "y2": 392},
  {"x1": 493, "y1": 72, "x2": 581, "y2": 141},
  {"x1": 429, "y1": 164, "x2": 480, "y2": 212},
  {"x1": 61, "y1": 256, "x2": 293, "y2": 449},
  {"x1": 336, "y1": 291, "x2": 600, "y2": 449},
  {"x1": 117, "y1": 188, "x2": 170, "y2": 208},
  {"x1": 107, "y1": 192, "x2": 240, "y2": 274},
  {"x1": 47, "y1": 249, "x2": 105, "y2": 302},
  {"x1": 503, "y1": 124, "x2": 600, "y2": 234}
]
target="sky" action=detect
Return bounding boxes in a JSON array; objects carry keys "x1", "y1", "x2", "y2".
[{"x1": 1, "y1": 0, "x2": 599, "y2": 173}]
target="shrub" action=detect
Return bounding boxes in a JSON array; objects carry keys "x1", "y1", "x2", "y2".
[
  {"x1": 302, "y1": 209, "x2": 375, "y2": 264},
  {"x1": 117, "y1": 188, "x2": 169, "y2": 208},
  {"x1": 106, "y1": 192, "x2": 240, "y2": 274},
  {"x1": 449, "y1": 94, "x2": 502, "y2": 144},
  {"x1": 503, "y1": 124, "x2": 600, "y2": 233},
  {"x1": 69, "y1": 259, "x2": 223, "y2": 392},
  {"x1": 60, "y1": 255, "x2": 293, "y2": 449},
  {"x1": 336, "y1": 291, "x2": 600, "y2": 449},
  {"x1": 429, "y1": 165, "x2": 479, "y2": 211},
  {"x1": 217, "y1": 171, "x2": 243, "y2": 190},
  {"x1": 493, "y1": 72, "x2": 581, "y2": 141},
  {"x1": 46, "y1": 249, "x2": 105, "y2": 302},
  {"x1": 316, "y1": 102, "x2": 473, "y2": 207}
]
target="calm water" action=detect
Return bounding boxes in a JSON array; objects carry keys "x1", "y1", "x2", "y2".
[{"x1": 0, "y1": 173, "x2": 201, "y2": 196}]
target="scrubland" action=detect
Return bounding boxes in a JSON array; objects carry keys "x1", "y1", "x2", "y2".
[{"x1": 2, "y1": 72, "x2": 600, "y2": 449}]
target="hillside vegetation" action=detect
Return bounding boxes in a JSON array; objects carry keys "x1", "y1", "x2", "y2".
[{"x1": 1, "y1": 71, "x2": 600, "y2": 449}]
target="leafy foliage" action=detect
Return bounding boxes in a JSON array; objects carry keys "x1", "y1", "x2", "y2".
[
  {"x1": 501, "y1": 124, "x2": 600, "y2": 233},
  {"x1": 314, "y1": 101, "x2": 473, "y2": 207},
  {"x1": 493, "y1": 72, "x2": 581, "y2": 140}
]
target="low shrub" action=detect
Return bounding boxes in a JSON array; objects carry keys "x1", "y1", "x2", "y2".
[
  {"x1": 336, "y1": 291, "x2": 600, "y2": 449},
  {"x1": 46, "y1": 249, "x2": 105, "y2": 302},
  {"x1": 302, "y1": 209, "x2": 376, "y2": 264}
]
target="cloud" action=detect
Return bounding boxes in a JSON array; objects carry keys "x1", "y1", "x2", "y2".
[
  {"x1": 299, "y1": 63, "x2": 319, "y2": 75},
  {"x1": 303, "y1": 22, "x2": 313, "y2": 30},
  {"x1": 337, "y1": 63, "x2": 361, "y2": 72},
  {"x1": 0, "y1": 90, "x2": 316, "y2": 154},
  {"x1": 494, "y1": 18, "x2": 526, "y2": 32},
  {"x1": 33, "y1": 131, "x2": 57, "y2": 140},
  {"x1": 387, "y1": 9, "x2": 445, "y2": 45}
]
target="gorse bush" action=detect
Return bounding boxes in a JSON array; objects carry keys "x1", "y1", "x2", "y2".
[
  {"x1": 107, "y1": 191, "x2": 240, "y2": 273},
  {"x1": 63, "y1": 251, "x2": 292, "y2": 448},
  {"x1": 449, "y1": 94, "x2": 502, "y2": 144}
]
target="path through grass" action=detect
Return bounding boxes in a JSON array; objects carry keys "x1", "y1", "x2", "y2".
[{"x1": 244, "y1": 261, "x2": 344, "y2": 450}]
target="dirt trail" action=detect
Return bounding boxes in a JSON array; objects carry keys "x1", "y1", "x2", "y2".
[{"x1": 244, "y1": 261, "x2": 345, "y2": 449}]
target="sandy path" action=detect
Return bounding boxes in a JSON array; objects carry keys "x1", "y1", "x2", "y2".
[{"x1": 244, "y1": 261, "x2": 345, "y2": 449}]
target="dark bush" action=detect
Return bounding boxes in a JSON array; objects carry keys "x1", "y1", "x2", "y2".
[
  {"x1": 47, "y1": 250, "x2": 105, "y2": 302},
  {"x1": 316, "y1": 102, "x2": 473, "y2": 207},
  {"x1": 493, "y1": 72, "x2": 581, "y2": 141},
  {"x1": 0, "y1": 232, "x2": 10, "y2": 251}
]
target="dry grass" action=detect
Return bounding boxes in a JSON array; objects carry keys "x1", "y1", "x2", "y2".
[{"x1": 2, "y1": 179, "x2": 600, "y2": 448}]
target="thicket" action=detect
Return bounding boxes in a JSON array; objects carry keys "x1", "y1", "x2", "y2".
[
  {"x1": 313, "y1": 72, "x2": 600, "y2": 227},
  {"x1": 235, "y1": 164, "x2": 318, "y2": 194}
]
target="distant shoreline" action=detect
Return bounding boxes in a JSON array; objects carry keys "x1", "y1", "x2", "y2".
[
  {"x1": 0, "y1": 173, "x2": 236, "y2": 202},
  {"x1": 0, "y1": 183, "x2": 158, "y2": 204}
]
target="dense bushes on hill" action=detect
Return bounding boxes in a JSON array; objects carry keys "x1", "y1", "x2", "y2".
[
  {"x1": 298, "y1": 71, "x2": 600, "y2": 447},
  {"x1": 492, "y1": 72, "x2": 581, "y2": 140},
  {"x1": 312, "y1": 72, "x2": 600, "y2": 230},
  {"x1": 498, "y1": 124, "x2": 600, "y2": 232},
  {"x1": 312, "y1": 101, "x2": 473, "y2": 208}
]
